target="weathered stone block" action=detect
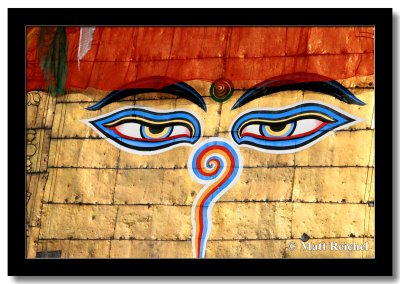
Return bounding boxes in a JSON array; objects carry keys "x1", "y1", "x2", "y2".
[
  {"x1": 209, "y1": 202, "x2": 292, "y2": 240},
  {"x1": 206, "y1": 240, "x2": 286, "y2": 258},
  {"x1": 110, "y1": 240, "x2": 192, "y2": 258},
  {"x1": 238, "y1": 146, "x2": 295, "y2": 167},
  {"x1": 40, "y1": 204, "x2": 118, "y2": 239},
  {"x1": 48, "y1": 139, "x2": 120, "y2": 168},
  {"x1": 114, "y1": 205, "x2": 192, "y2": 240},
  {"x1": 292, "y1": 167, "x2": 370, "y2": 203},
  {"x1": 37, "y1": 240, "x2": 111, "y2": 258},
  {"x1": 44, "y1": 168, "x2": 116, "y2": 204},
  {"x1": 51, "y1": 102, "x2": 97, "y2": 138},
  {"x1": 291, "y1": 203, "x2": 371, "y2": 238},
  {"x1": 114, "y1": 169, "x2": 198, "y2": 205},
  {"x1": 220, "y1": 167, "x2": 294, "y2": 202},
  {"x1": 294, "y1": 130, "x2": 374, "y2": 166}
]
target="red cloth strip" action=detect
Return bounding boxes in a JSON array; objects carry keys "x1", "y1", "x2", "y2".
[{"x1": 27, "y1": 27, "x2": 374, "y2": 92}]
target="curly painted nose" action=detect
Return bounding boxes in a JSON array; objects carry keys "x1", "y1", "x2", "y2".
[{"x1": 188, "y1": 138, "x2": 243, "y2": 258}]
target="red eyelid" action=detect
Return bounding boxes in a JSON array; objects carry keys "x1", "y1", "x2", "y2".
[
  {"x1": 241, "y1": 122, "x2": 328, "y2": 141},
  {"x1": 108, "y1": 126, "x2": 190, "y2": 142}
]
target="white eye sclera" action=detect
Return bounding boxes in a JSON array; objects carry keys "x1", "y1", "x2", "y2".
[
  {"x1": 291, "y1": 119, "x2": 324, "y2": 136},
  {"x1": 114, "y1": 122, "x2": 190, "y2": 140},
  {"x1": 241, "y1": 119, "x2": 324, "y2": 138},
  {"x1": 114, "y1": 122, "x2": 141, "y2": 138}
]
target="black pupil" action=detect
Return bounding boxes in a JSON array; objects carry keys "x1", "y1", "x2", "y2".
[
  {"x1": 148, "y1": 126, "x2": 166, "y2": 134},
  {"x1": 269, "y1": 123, "x2": 287, "y2": 132}
]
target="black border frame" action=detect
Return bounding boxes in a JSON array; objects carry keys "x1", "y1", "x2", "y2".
[{"x1": 9, "y1": 8, "x2": 393, "y2": 276}]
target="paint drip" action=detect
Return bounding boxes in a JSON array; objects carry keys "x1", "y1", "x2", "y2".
[{"x1": 188, "y1": 138, "x2": 243, "y2": 258}]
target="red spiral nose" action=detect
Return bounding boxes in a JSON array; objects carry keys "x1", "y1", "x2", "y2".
[{"x1": 188, "y1": 138, "x2": 243, "y2": 258}]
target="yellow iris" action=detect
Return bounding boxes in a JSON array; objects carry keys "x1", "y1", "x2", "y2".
[
  {"x1": 263, "y1": 123, "x2": 292, "y2": 136},
  {"x1": 142, "y1": 126, "x2": 171, "y2": 139}
]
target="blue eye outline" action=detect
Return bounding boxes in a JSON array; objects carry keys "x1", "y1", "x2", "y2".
[
  {"x1": 230, "y1": 100, "x2": 363, "y2": 154},
  {"x1": 83, "y1": 106, "x2": 203, "y2": 155}
]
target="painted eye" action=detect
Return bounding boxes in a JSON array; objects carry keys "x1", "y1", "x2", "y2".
[
  {"x1": 110, "y1": 122, "x2": 190, "y2": 141},
  {"x1": 231, "y1": 101, "x2": 362, "y2": 153},
  {"x1": 241, "y1": 119, "x2": 327, "y2": 140},
  {"x1": 84, "y1": 107, "x2": 202, "y2": 154}
]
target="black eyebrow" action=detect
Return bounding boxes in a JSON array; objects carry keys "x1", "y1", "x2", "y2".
[
  {"x1": 86, "y1": 76, "x2": 207, "y2": 111},
  {"x1": 231, "y1": 72, "x2": 366, "y2": 110}
]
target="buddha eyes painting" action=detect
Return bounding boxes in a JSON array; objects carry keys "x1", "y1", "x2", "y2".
[{"x1": 26, "y1": 26, "x2": 375, "y2": 259}]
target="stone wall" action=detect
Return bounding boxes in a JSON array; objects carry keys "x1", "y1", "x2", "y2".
[{"x1": 26, "y1": 77, "x2": 374, "y2": 258}]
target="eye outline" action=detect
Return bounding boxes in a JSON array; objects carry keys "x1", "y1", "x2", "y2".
[
  {"x1": 229, "y1": 100, "x2": 364, "y2": 154},
  {"x1": 103, "y1": 117, "x2": 193, "y2": 141},
  {"x1": 238, "y1": 113, "x2": 334, "y2": 141},
  {"x1": 82, "y1": 105, "x2": 203, "y2": 155}
]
